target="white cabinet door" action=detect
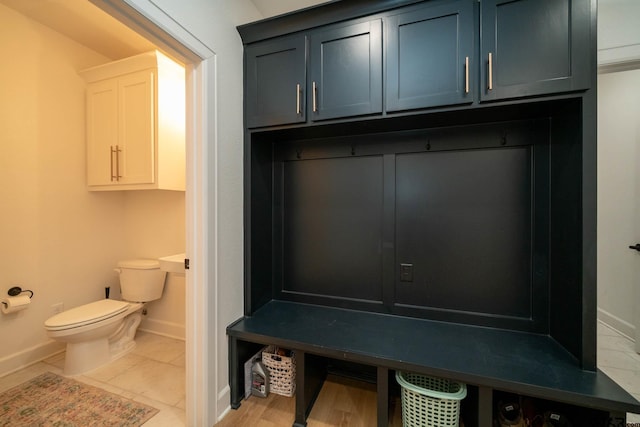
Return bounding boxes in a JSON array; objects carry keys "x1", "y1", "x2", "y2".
[
  {"x1": 82, "y1": 51, "x2": 184, "y2": 191},
  {"x1": 86, "y1": 79, "x2": 117, "y2": 186},
  {"x1": 118, "y1": 70, "x2": 155, "y2": 185},
  {"x1": 86, "y1": 70, "x2": 156, "y2": 188}
]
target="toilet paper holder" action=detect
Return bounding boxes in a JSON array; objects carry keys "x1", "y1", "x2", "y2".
[{"x1": 7, "y1": 286, "x2": 34, "y2": 299}]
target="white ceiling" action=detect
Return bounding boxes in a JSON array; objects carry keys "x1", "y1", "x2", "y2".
[
  {"x1": 0, "y1": 0, "x2": 329, "y2": 61},
  {"x1": 0, "y1": 0, "x2": 156, "y2": 60},
  {"x1": 7, "y1": 0, "x2": 633, "y2": 67},
  {"x1": 250, "y1": 0, "x2": 332, "y2": 18}
]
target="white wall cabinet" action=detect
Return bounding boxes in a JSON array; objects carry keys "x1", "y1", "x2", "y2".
[{"x1": 81, "y1": 51, "x2": 185, "y2": 191}]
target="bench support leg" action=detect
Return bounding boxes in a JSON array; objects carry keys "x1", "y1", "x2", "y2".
[
  {"x1": 293, "y1": 351, "x2": 327, "y2": 427},
  {"x1": 478, "y1": 386, "x2": 493, "y2": 427},
  {"x1": 293, "y1": 351, "x2": 308, "y2": 427},
  {"x1": 377, "y1": 366, "x2": 389, "y2": 427},
  {"x1": 228, "y1": 337, "x2": 242, "y2": 409},
  {"x1": 228, "y1": 338, "x2": 265, "y2": 410}
]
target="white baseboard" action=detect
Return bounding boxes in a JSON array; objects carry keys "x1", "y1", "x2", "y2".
[
  {"x1": 139, "y1": 317, "x2": 185, "y2": 340},
  {"x1": 0, "y1": 340, "x2": 65, "y2": 378},
  {"x1": 217, "y1": 385, "x2": 231, "y2": 422},
  {"x1": 598, "y1": 307, "x2": 636, "y2": 341}
]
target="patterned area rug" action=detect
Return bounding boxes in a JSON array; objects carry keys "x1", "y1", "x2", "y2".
[{"x1": 0, "y1": 372, "x2": 158, "y2": 426}]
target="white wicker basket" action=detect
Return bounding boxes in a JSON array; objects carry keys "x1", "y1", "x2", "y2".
[
  {"x1": 396, "y1": 371, "x2": 467, "y2": 427},
  {"x1": 262, "y1": 346, "x2": 296, "y2": 397}
]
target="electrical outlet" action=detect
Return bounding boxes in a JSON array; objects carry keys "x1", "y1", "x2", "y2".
[
  {"x1": 52, "y1": 302, "x2": 64, "y2": 314},
  {"x1": 400, "y1": 263, "x2": 413, "y2": 282}
]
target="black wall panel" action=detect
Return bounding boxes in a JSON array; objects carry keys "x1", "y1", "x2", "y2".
[
  {"x1": 395, "y1": 148, "x2": 532, "y2": 318},
  {"x1": 281, "y1": 156, "x2": 385, "y2": 301},
  {"x1": 269, "y1": 117, "x2": 552, "y2": 331}
]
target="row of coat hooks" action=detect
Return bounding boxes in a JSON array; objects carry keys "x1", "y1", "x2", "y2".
[{"x1": 293, "y1": 132, "x2": 510, "y2": 159}]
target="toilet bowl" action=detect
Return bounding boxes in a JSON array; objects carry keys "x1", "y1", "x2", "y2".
[{"x1": 44, "y1": 259, "x2": 166, "y2": 375}]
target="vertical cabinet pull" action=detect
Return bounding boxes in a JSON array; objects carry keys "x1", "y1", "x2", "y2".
[
  {"x1": 110, "y1": 145, "x2": 122, "y2": 182},
  {"x1": 110, "y1": 146, "x2": 116, "y2": 181},
  {"x1": 115, "y1": 145, "x2": 121, "y2": 181},
  {"x1": 312, "y1": 81, "x2": 317, "y2": 113},
  {"x1": 465, "y1": 56, "x2": 470, "y2": 94},
  {"x1": 488, "y1": 52, "x2": 493, "y2": 91},
  {"x1": 296, "y1": 83, "x2": 301, "y2": 115}
]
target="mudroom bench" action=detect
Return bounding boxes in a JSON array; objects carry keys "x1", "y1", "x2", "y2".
[
  {"x1": 230, "y1": 0, "x2": 640, "y2": 425},
  {"x1": 227, "y1": 300, "x2": 640, "y2": 427}
]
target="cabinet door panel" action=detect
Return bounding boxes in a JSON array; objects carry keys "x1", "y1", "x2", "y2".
[
  {"x1": 246, "y1": 35, "x2": 306, "y2": 128},
  {"x1": 118, "y1": 70, "x2": 155, "y2": 185},
  {"x1": 481, "y1": 0, "x2": 590, "y2": 101},
  {"x1": 86, "y1": 80, "x2": 118, "y2": 186},
  {"x1": 309, "y1": 20, "x2": 382, "y2": 121},
  {"x1": 387, "y1": 0, "x2": 475, "y2": 112}
]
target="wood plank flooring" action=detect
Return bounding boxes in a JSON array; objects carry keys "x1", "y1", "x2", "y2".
[{"x1": 215, "y1": 375, "x2": 403, "y2": 427}]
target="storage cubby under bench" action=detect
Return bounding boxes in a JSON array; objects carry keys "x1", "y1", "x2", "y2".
[{"x1": 228, "y1": 301, "x2": 640, "y2": 427}]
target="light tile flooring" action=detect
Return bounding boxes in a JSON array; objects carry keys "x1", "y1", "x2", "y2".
[
  {"x1": 598, "y1": 321, "x2": 640, "y2": 422},
  {"x1": 0, "y1": 331, "x2": 186, "y2": 426},
  {"x1": 4, "y1": 324, "x2": 640, "y2": 425}
]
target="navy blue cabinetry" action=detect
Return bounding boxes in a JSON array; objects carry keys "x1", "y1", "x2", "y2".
[
  {"x1": 480, "y1": 0, "x2": 591, "y2": 101},
  {"x1": 245, "y1": 19, "x2": 382, "y2": 128},
  {"x1": 386, "y1": 0, "x2": 476, "y2": 112},
  {"x1": 245, "y1": 34, "x2": 306, "y2": 128},
  {"x1": 309, "y1": 20, "x2": 382, "y2": 121}
]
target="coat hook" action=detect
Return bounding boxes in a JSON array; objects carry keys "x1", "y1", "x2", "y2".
[
  {"x1": 501, "y1": 132, "x2": 507, "y2": 146},
  {"x1": 296, "y1": 149, "x2": 302, "y2": 159},
  {"x1": 426, "y1": 140, "x2": 431, "y2": 151},
  {"x1": 351, "y1": 145, "x2": 356, "y2": 156}
]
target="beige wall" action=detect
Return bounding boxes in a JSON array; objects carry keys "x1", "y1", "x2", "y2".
[
  {"x1": 598, "y1": 0, "x2": 640, "y2": 65},
  {"x1": 597, "y1": 68, "x2": 640, "y2": 337},
  {"x1": 123, "y1": 190, "x2": 185, "y2": 338},
  {"x1": 596, "y1": 1, "x2": 640, "y2": 338},
  {"x1": 0, "y1": 3, "x2": 186, "y2": 375}
]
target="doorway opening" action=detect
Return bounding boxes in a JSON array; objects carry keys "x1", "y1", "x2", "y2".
[{"x1": 88, "y1": 1, "x2": 215, "y2": 424}]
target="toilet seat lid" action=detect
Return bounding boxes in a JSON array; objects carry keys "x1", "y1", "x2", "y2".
[{"x1": 44, "y1": 299, "x2": 129, "y2": 330}]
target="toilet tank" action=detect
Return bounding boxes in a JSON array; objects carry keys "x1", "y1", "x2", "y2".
[{"x1": 116, "y1": 259, "x2": 167, "y2": 302}]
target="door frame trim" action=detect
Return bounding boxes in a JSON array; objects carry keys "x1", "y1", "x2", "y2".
[{"x1": 89, "y1": 1, "x2": 215, "y2": 424}]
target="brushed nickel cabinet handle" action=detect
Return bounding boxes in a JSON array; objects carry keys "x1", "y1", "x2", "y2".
[
  {"x1": 488, "y1": 52, "x2": 493, "y2": 91},
  {"x1": 110, "y1": 146, "x2": 116, "y2": 181},
  {"x1": 465, "y1": 56, "x2": 470, "y2": 94},
  {"x1": 115, "y1": 145, "x2": 122, "y2": 181},
  {"x1": 312, "y1": 81, "x2": 317, "y2": 113},
  {"x1": 296, "y1": 83, "x2": 301, "y2": 115}
]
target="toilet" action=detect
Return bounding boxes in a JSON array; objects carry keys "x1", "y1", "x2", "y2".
[{"x1": 44, "y1": 259, "x2": 166, "y2": 375}]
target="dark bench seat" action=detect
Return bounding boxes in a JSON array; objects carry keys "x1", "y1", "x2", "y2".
[{"x1": 227, "y1": 300, "x2": 640, "y2": 426}]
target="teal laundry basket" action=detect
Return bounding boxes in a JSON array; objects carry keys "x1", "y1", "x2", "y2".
[{"x1": 395, "y1": 371, "x2": 467, "y2": 427}]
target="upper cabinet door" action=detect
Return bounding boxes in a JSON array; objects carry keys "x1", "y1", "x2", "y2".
[
  {"x1": 118, "y1": 70, "x2": 155, "y2": 185},
  {"x1": 386, "y1": 0, "x2": 476, "y2": 112},
  {"x1": 246, "y1": 34, "x2": 307, "y2": 128},
  {"x1": 481, "y1": 0, "x2": 591, "y2": 101},
  {"x1": 86, "y1": 79, "x2": 118, "y2": 187},
  {"x1": 309, "y1": 20, "x2": 382, "y2": 122}
]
